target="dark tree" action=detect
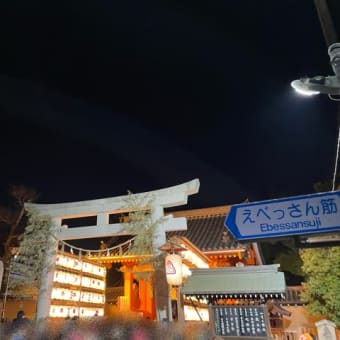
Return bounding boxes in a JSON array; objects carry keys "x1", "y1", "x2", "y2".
[{"x1": 0, "y1": 185, "x2": 38, "y2": 293}]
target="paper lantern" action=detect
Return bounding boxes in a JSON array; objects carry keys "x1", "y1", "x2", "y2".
[{"x1": 165, "y1": 254, "x2": 182, "y2": 286}]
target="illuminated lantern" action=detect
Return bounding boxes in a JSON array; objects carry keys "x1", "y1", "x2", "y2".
[{"x1": 165, "y1": 254, "x2": 182, "y2": 286}]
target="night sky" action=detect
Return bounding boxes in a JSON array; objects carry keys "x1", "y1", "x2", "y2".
[{"x1": 1, "y1": 0, "x2": 340, "y2": 210}]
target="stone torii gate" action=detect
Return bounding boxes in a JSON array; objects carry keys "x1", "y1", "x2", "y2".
[{"x1": 25, "y1": 179, "x2": 200, "y2": 320}]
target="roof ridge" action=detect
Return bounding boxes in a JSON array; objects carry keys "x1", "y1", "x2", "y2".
[{"x1": 168, "y1": 205, "x2": 231, "y2": 218}]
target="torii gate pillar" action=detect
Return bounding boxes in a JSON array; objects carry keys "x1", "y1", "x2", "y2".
[{"x1": 25, "y1": 179, "x2": 200, "y2": 320}]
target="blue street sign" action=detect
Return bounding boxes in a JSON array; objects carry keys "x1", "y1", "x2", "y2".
[{"x1": 225, "y1": 191, "x2": 340, "y2": 240}]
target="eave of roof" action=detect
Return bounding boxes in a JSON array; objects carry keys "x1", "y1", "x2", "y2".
[
  {"x1": 168, "y1": 236, "x2": 211, "y2": 265},
  {"x1": 182, "y1": 265, "x2": 286, "y2": 296},
  {"x1": 169, "y1": 205, "x2": 232, "y2": 218},
  {"x1": 88, "y1": 254, "x2": 153, "y2": 264}
]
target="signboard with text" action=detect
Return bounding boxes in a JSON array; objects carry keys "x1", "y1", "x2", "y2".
[
  {"x1": 210, "y1": 305, "x2": 271, "y2": 339},
  {"x1": 225, "y1": 191, "x2": 340, "y2": 241}
]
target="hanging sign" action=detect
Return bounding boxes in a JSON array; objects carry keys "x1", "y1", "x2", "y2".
[
  {"x1": 225, "y1": 191, "x2": 340, "y2": 240},
  {"x1": 210, "y1": 305, "x2": 271, "y2": 339}
]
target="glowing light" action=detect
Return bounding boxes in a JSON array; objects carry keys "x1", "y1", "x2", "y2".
[
  {"x1": 56, "y1": 254, "x2": 106, "y2": 277},
  {"x1": 184, "y1": 305, "x2": 209, "y2": 321},
  {"x1": 181, "y1": 250, "x2": 209, "y2": 268},
  {"x1": 291, "y1": 80, "x2": 320, "y2": 96},
  {"x1": 49, "y1": 305, "x2": 104, "y2": 318},
  {"x1": 51, "y1": 288, "x2": 105, "y2": 304},
  {"x1": 53, "y1": 270, "x2": 105, "y2": 290},
  {"x1": 51, "y1": 252, "x2": 106, "y2": 318},
  {"x1": 181, "y1": 264, "x2": 192, "y2": 278}
]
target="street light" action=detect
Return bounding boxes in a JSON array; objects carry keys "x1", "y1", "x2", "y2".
[{"x1": 291, "y1": 42, "x2": 340, "y2": 100}]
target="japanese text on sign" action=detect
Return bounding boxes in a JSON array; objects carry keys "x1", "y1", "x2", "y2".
[
  {"x1": 243, "y1": 198, "x2": 336, "y2": 232},
  {"x1": 213, "y1": 306, "x2": 268, "y2": 338},
  {"x1": 231, "y1": 192, "x2": 340, "y2": 238}
]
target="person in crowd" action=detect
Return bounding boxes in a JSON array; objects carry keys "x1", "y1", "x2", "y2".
[
  {"x1": 12, "y1": 310, "x2": 30, "y2": 329},
  {"x1": 9, "y1": 310, "x2": 32, "y2": 340}
]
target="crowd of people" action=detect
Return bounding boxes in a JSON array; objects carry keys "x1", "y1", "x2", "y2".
[{"x1": 0, "y1": 310, "x2": 211, "y2": 340}]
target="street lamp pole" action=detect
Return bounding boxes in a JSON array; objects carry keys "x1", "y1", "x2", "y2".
[
  {"x1": 314, "y1": 1, "x2": 340, "y2": 192},
  {"x1": 316, "y1": 0, "x2": 340, "y2": 100},
  {"x1": 291, "y1": 0, "x2": 340, "y2": 192},
  {"x1": 313, "y1": 0, "x2": 338, "y2": 47},
  {"x1": 291, "y1": 1, "x2": 340, "y2": 99}
]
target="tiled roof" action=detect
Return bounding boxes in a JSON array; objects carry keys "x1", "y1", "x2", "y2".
[{"x1": 166, "y1": 205, "x2": 248, "y2": 252}]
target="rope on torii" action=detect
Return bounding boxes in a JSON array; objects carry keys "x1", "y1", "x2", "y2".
[{"x1": 55, "y1": 236, "x2": 136, "y2": 257}]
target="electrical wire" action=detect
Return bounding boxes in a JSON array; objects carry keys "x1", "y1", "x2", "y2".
[{"x1": 331, "y1": 125, "x2": 340, "y2": 191}]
